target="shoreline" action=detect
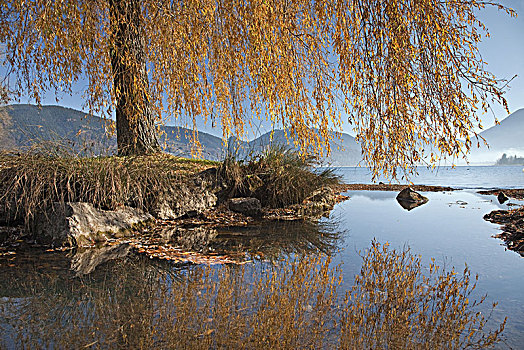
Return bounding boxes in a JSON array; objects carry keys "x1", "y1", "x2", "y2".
[
  {"x1": 339, "y1": 183, "x2": 455, "y2": 192},
  {"x1": 3, "y1": 181, "x2": 524, "y2": 260},
  {"x1": 478, "y1": 188, "x2": 524, "y2": 200},
  {"x1": 479, "y1": 188, "x2": 524, "y2": 257},
  {"x1": 341, "y1": 184, "x2": 524, "y2": 257}
]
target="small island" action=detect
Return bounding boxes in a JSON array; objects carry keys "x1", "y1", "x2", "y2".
[{"x1": 495, "y1": 153, "x2": 524, "y2": 166}]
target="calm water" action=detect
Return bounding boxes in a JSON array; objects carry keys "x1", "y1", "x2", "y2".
[
  {"x1": 337, "y1": 165, "x2": 524, "y2": 189},
  {"x1": 2, "y1": 165, "x2": 524, "y2": 348},
  {"x1": 329, "y1": 189, "x2": 524, "y2": 348},
  {"x1": 330, "y1": 166, "x2": 524, "y2": 348}
]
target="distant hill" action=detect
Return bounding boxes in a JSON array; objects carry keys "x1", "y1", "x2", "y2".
[
  {"x1": 239, "y1": 129, "x2": 362, "y2": 166},
  {"x1": 465, "y1": 108, "x2": 524, "y2": 164},
  {"x1": 479, "y1": 109, "x2": 524, "y2": 150},
  {"x1": 161, "y1": 125, "x2": 225, "y2": 160},
  {"x1": 0, "y1": 104, "x2": 363, "y2": 165},
  {"x1": 0, "y1": 104, "x2": 225, "y2": 159},
  {"x1": 0, "y1": 104, "x2": 111, "y2": 152}
]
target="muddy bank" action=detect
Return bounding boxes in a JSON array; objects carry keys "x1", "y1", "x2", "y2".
[
  {"x1": 339, "y1": 184, "x2": 455, "y2": 192},
  {"x1": 484, "y1": 207, "x2": 524, "y2": 257},
  {"x1": 478, "y1": 188, "x2": 524, "y2": 200}
]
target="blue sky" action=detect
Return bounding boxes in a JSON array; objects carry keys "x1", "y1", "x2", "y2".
[
  {"x1": 12, "y1": 1, "x2": 524, "y2": 139},
  {"x1": 476, "y1": 0, "x2": 524, "y2": 125}
]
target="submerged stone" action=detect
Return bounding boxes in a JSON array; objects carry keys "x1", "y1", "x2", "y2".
[{"x1": 497, "y1": 191, "x2": 509, "y2": 204}]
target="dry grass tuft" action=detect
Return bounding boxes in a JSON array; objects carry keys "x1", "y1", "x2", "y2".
[
  {"x1": 0, "y1": 147, "x2": 217, "y2": 226},
  {"x1": 218, "y1": 145, "x2": 340, "y2": 207}
]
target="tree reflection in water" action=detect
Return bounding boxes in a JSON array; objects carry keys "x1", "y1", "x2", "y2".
[{"x1": 0, "y1": 225, "x2": 506, "y2": 349}]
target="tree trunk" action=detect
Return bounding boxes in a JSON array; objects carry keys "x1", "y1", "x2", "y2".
[{"x1": 109, "y1": 0, "x2": 160, "y2": 156}]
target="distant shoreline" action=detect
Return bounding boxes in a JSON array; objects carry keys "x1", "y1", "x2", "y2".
[{"x1": 340, "y1": 184, "x2": 455, "y2": 192}]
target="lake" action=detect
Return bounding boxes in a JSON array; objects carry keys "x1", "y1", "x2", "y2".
[
  {"x1": 1, "y1": 166, "x2": 524, "y2": 348},
  {"x1": 336, "y1": 165, "x2": 524, "y2": 189}
]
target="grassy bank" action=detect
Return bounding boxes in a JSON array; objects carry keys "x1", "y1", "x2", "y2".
[
  {"x1": 218, "y1": 146, "x2": 340, "y2": 208},
  {"x1": 0, "y1": 149, "x2": 216, "y2": 226},
  {"x1": 0, "y1": 146, "x2": 341, "y2": 229}
]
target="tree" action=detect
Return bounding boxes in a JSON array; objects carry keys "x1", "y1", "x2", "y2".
[{"x1": 0, "y1": 0, "x2": 514, "y2": 176}]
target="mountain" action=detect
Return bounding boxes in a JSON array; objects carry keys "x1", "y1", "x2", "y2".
[
  {"x1": 0, "y1": 104, "x2": 111, "y2": 152},
  {"x1": 479, "y1": 108, "x2": 524, "y2": 151},
  {"x1": 161, "y1": 125, "x2": 225, "y2": 160},
  {"x1": 465, "y1": 108, "x2": 524, "y2": 164},
  {"x1": 0, "y1": 104, "x2": 225, "y2": 159},
  {"x1": 0, "y1": 104, "x2": 363, "y2": 165},
  {"x1": 240, "y1": 129, "x2": 362, "y2": 166}
]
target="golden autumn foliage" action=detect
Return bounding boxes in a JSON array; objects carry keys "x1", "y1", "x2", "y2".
[{"x1": 0, "y1": 0, "x2": 515, "y2": 175}]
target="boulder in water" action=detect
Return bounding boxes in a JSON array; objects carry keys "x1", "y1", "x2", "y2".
[
  {"x1": 396, "y1": 187, "x2": 428, "y2": 211},
  {"x1": 32, "y1": 202, "x2": 153, "y2": 246},
  {"x1": 497, "y1": 192, "x2": 509, "y2": 204}
]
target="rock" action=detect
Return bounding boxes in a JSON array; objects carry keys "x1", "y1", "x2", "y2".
[
  {"x1": 396, "y1": 187, "x2": 428, "y2": 203},
  {"x1": 306, "y1": 187, "x2": 335, "y2": 204},
  {"x1": 396, "y1": 187, "x2": 428, "y2": 211},
  {"x1": 150, "y1": 182, "x2": 217, "y2": 220},
  {"x1": 497, "y1": 191, "x2": 509, "y2": 204},
  {"x1": 286, "y1": 187, "x2": 337, "y2": 219},
  {"x1": 304, "y1": 187, "x2": 336, "y2": 216},
  {"x1": 228, "y1": 197, "x2": 262, "y2": 217},
  {"x1": 31, "y1": 202, "x2": 154, "y2": 246}
]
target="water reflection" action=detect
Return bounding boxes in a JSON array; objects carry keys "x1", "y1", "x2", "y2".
[
  {"x1": 2, "y1": 188, "x2": 523, "y2": 347},
  {"x1": 72, "y1": 243, "x2": 133, "y2": 275},
  {"x1": 332, "y1": 190, "x2": 524, "y2": 348},
  {"x1": 0, "y1": 247, "x2": 345, "y2": 349},
  {"x1": 396, "y1": 198, "x2": 427, "y2": 211},
  {"x1": 213, "y1": 220, "x2": 342, "y2": 259},
  {"x1": 0, "y1": 218, "x2": 344, "y2": 281},
  {"x1": 0, "y1": 256, "x2": 187, "y2": 348},
  {"x1": 0, "y1": 219, "x2": 343, "y2": 280},
  {"x1": 0, "y1": 241, "x2": 506, "y2": 349},
  {"x1": 0, "y1": 222, "x2": 340, "y2": 349}
]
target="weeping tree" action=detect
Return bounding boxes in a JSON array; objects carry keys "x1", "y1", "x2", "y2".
[{"x1": 0, "y1": 0, "x2": 514, "y2": 176}]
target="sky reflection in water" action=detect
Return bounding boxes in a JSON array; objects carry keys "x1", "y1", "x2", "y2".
[{"x1": 328, "y1": 189, "x2": 524, "y2": 347}]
